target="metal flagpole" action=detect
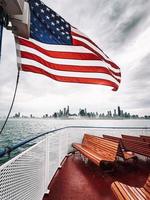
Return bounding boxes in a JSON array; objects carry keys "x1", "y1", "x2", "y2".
[
  {"x1": 0, "y1": 24, "x2": 3, "y2": 58},
  {"x1": 0, "y1": 36, "x2": 21, "y2": 135},
  {"x1": 0, "y1": 0, "x2": 29, "y2": 134},
  {"x1": 0, "y1": 67, "x2": 20, "y2": 134}
]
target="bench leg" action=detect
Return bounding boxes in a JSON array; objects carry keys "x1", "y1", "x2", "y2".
[{"x1": 100, "y1": 161, "x2": 117, "y2": 173}]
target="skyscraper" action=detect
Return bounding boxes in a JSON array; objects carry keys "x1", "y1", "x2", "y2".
[{"x1": 118, "y1": 106, "x2": 121, "y2": 116}]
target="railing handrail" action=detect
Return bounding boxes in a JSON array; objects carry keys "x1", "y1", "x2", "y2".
[{"x1": 0, "y1": 125, "x2": 150, "y2": 158}]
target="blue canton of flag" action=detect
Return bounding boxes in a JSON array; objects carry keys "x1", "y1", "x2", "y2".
[{"x1": 29, "y1": 0, "x2": 72, "y2": 45}]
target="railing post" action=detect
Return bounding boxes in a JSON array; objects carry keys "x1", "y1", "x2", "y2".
[
  {"x1": 58, "y1": 132, "x2": 62, "y2": 167},
  {"x1": 45, "y1": 134, "x2": 50, "y2": 192},
  {"x1": 66, "y1": 130, "x2": 69, "y2": 154}
]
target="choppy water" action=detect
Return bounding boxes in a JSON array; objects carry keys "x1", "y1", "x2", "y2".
[
  {"x1": 0, "y1": 118, "x2": 150, "y2": 147},
  {"x1": 0, "y1": 118, "x2": 150, "y2": 164}
]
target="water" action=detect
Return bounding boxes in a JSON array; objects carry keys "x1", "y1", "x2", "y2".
[
  {"x1": 0, "y1": 118, "x2": 150, "y2": 164},
  {"x1": 0, "y1": 118, "x2": 150, "y2": 147}
]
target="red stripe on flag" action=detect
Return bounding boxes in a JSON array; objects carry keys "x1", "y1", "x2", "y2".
[
  {"x1": 21, "y1": 64, "x2": 119, "y2": 91},
  {"x1": 73, "y1": 38, "x2": 120, "y2": 70},
  {"x1": 20, "y1": 51, "x2": 121, "y2": 82},
  {"x1": 72, "y1": 30, "x2": 111, "y2": 60},
  {"x1": 71, "y1": 31, "x2": 101, "y2": 50},
  {"x1": 18, "y1": 38, "x2": 100, "y2": 61}
]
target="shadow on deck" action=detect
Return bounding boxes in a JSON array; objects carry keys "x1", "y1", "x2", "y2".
[{"x1": 43, "y1": 154, "x2": 150, "y2": 200}]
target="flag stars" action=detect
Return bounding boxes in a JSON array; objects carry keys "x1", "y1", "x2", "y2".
[
  {"x1": 29, "y1": 1, "x2": 72, "y2": 45},
  {"x1": 61, "y1": 18, "x2": 65, "y2": 22},
  {"x1": 41, "y1": 9, "x2": 44, "y2": 13},
  {"x1": 61, "y1": 26, "x2": 64, "y2": 30},
  {"x1": 51, "y1": 22, "x2": 55, "y2": 26},
  {"x1": 46, "y1": 16, "x2": 50, "y2": 20},
  {"x1": 35, "y1": 2, "x2": 39, "y2": 6},
  {"x1": 51, "y1": 14, "x2": 55, "y2": 18}
]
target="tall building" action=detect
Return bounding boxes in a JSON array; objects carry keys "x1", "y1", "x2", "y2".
[
  {"x1": 113, "y1": 109, "x2": 116, "y2": 117},
  {"x1": 118, "y1": 106, "x2": 121, "y2": 116},
  {"x1": 66, "y1": 106, "x2": 70, "y2": 116},
  {"x1": 64, "y1": 108, "x2": 66, "y2": 116},
  {"x1": 85, "y1": 108, "x2": 87, "y2": 116}
]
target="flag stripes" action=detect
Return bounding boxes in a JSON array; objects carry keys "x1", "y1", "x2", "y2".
[
  {"x1": 16, "y1": 33, "x2": 121, "y2": 90},
  {"x1": 16, "y1": 8, "x2": 121, "y2": 90},
  {"x1": 16, "y1": 0, "x2": 121, "y2": 91},
  {"x1": 16, "y1": 28, "x2": 121, "y2": 90},
  {"x1": 21, "y1": 64, "x2": 119, "y2": 90}
]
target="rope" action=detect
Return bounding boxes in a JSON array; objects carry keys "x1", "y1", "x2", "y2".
[{"x1": 0, "y1": 68, "x2": 20, "y2": 134}]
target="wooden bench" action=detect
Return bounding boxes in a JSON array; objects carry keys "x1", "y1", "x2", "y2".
[
  {"x1": 72, "y1": 134, "x2": 119, "y2": 167},
  {"x1": 122, "y1": 134, "x2": 144, "y2": 142},
  {"x1": 103, "y1": 135, "x2": 137, "y2": 161},
  {"x1": 122, "y1": 138, "x2": 150, "y2": 158},
  {"x1": 111, "y1": 175, "x2": 150, "y2": 200},
  {"x1": 140, "y1": 135, "x2": 150, "y2": 143}
]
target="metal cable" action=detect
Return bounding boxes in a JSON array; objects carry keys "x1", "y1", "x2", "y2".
[{"x1": 0, "y1": 68, "x2": 20, "y2": 134}]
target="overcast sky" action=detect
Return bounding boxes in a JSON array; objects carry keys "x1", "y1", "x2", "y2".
[{"x1": 0, "y1": 0, "x2": 150, "y2": 117}]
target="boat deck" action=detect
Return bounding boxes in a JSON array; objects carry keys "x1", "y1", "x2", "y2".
[{"x1": 43, "y1": 154, "x2": 150, "y2": 200}]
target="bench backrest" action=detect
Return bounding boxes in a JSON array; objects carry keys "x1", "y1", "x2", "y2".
[
  {"x1": 83, "y1": 134, "x2": 119, "y2": 161},
  {"x1": 122, "y1": 138, "x2": 150, "y2": 157},
  {"x1": 103, "y1": 135, "x2": 121, "y2": 143},
  {"x1": 140, "y1": 135, "x2": 150, "y2": 143},
  {"x1": 144, "y1": 175, "x2": 150, "y2": 193},
  {"x1": 103, "y1": 135, "x2": 124, "y2": 158},
  {"x1": 122, "y1": 135, "x2": 143, "y2": 142}
]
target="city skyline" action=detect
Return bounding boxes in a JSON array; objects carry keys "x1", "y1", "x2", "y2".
[
  {"x1": 11, "y1": 105, "x2": 150, "y2": 119},
  {"x1": 0, "y1": 1, "x2": 150, "y2": 116}
]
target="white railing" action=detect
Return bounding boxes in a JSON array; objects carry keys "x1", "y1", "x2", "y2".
[{"x1": 0, "y1": 127, "x2": 149, "y2": 200}]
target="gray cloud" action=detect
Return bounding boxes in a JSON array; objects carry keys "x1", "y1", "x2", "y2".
[
  {"x1": 0, "y1": 0, "x2": 150, "y2": 116},
  {"x1": 132, "y1": 55, "x2": 150, "y2": 81}
]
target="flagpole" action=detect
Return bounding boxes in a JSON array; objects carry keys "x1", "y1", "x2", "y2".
[
  {"x1": 0, "y1": 36, "x2": 21, "y2": 134},
  {"x1": 0, "y1": 24, "x2": 3, "y2": 59},
  {"x1": 0, "y1": 67, "x2": 20, "y2": 134}
]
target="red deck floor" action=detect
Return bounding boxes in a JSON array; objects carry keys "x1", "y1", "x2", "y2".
[{"x1": 43, "y1": 154, "x2": 150, "y2": 200}]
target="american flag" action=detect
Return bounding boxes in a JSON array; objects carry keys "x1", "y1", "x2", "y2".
[{"x1": 15, "y1": 0, "x2": 121, "y2": 91}]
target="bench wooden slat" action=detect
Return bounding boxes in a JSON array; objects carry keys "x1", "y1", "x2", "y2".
[
  {"x1": 72, "y1": 134, "x2": 119, "y2": 166},
  {"x1": 122, "y1": 135, "x2": 143, "y2": 141},
  {"x1": 122, "y1": 138, "x2": 150, "y2": 157},
  {"x1": 140, "y1": 135, "x2": 150, "y2": 143},
  {"x1": 111, "y1": 175, "x2": 150, "y2": 200},
  {"x1": 103, "y1": 135, "x2": 137, "y2": 161}
]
